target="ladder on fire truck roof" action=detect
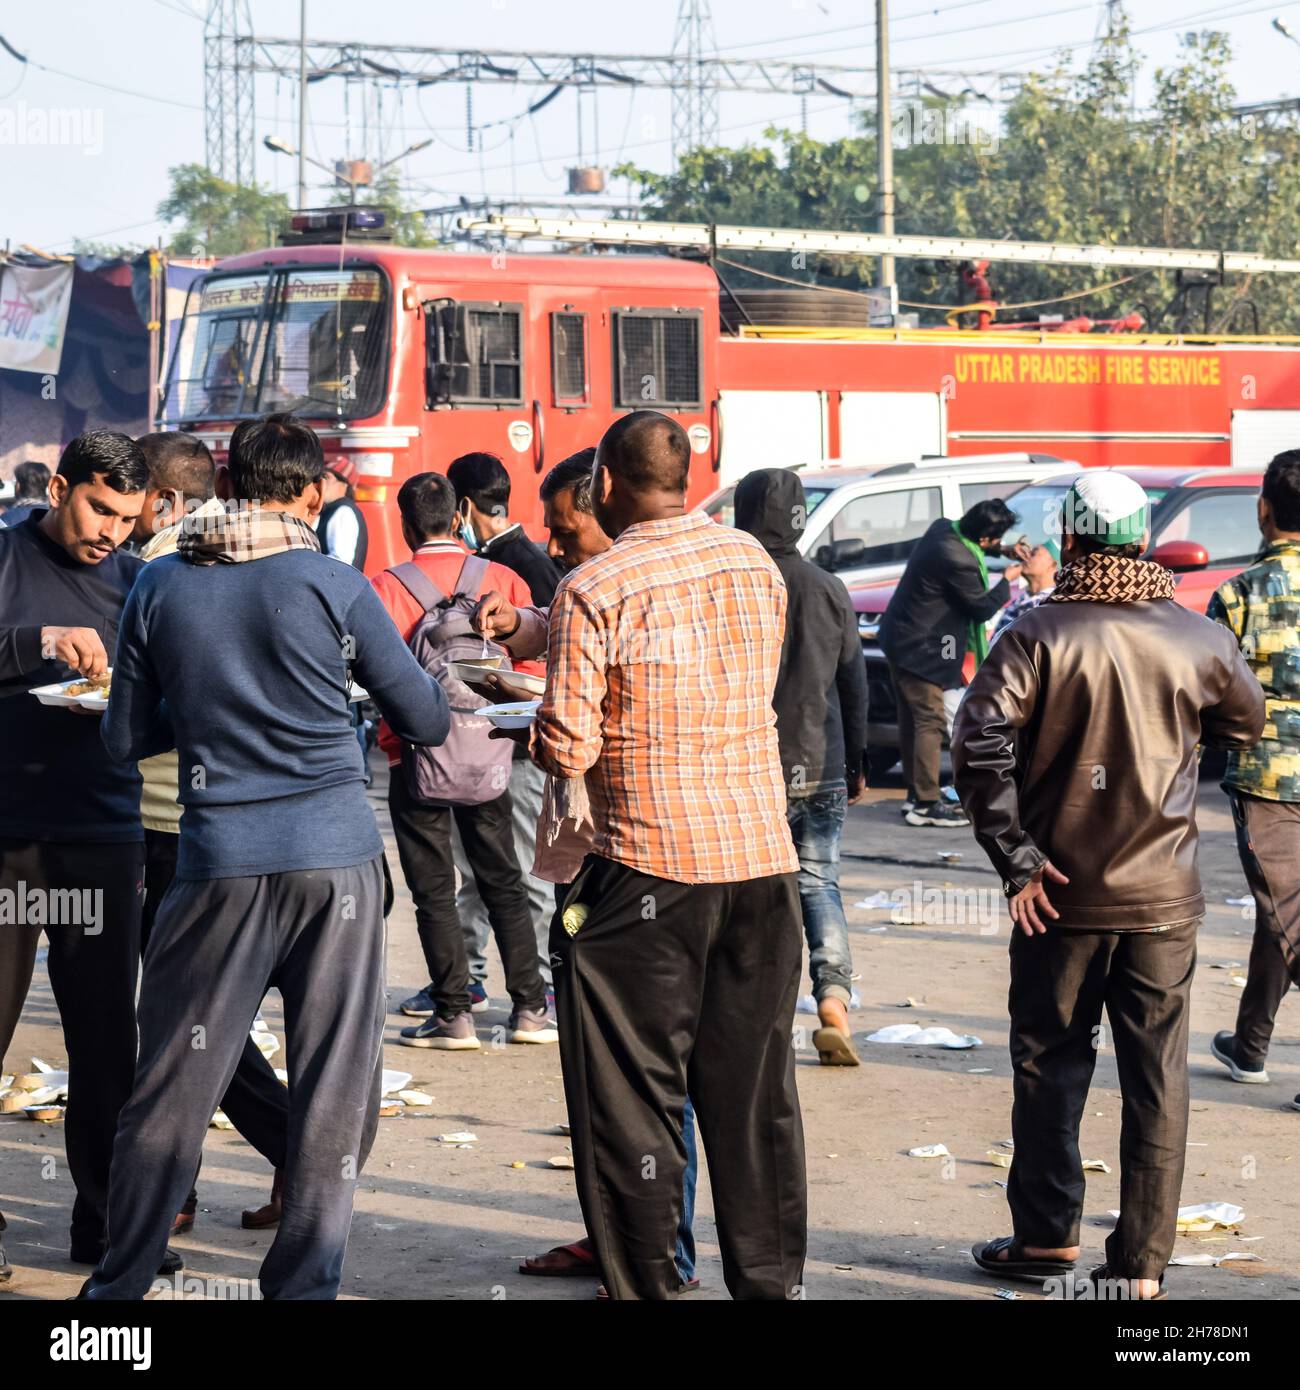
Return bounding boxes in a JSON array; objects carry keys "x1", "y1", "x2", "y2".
[{"x1": 456, "y1": 213, "x2": 1300, "y2": 278}]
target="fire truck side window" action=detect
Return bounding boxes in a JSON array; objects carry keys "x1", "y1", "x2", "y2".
[
  {"x1": 816, "y1": 486, "x2": 942, "y2": 569},
  {"x1": 612, "y1": 309, "x2": 702, "y2": 410},
  {"x1": 426, "y1": 301, "x2": 524, "y2": 406},
  {"x1": 551, "y1": 312, "x2": 589, "y2": 406}
]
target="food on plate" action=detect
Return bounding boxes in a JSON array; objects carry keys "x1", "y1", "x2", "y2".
[{"x1": 66, "y1": 674, "x2": 111, "y2": 697}]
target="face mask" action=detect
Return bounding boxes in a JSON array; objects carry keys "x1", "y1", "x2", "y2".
[{"x1": 458, "y1": 512, "x2": 478, "y2": 550}]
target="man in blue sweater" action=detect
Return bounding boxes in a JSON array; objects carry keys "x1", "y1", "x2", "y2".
[
  {"x1": 0, "y1": 433, "x2": 159, "y2": 1284},
  {"x1": 83, "y1": 414, "x2": 449, "y2": 1301}
]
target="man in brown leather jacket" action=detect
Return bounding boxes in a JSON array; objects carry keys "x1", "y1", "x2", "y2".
[{"x1": 953, "y1": 471, "x2": 1265, "y2": 1300}]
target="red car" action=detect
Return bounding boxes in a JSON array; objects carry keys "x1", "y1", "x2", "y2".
[{"x1": 854, "y1": 466, "x2": 1266, "y2": 779}]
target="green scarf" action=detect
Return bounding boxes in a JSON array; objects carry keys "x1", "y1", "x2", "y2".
[{"x1": 951, "y1": 519, "x2": 992, "y2": 668}]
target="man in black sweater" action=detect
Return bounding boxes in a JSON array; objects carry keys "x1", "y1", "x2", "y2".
[
  {"x1": 735, "y1": 468, "x2": 869, "y2": 1065},
  {"x1": 878, "y1": 498, "x2": 1025, "y2": 829},
  {"x1": 0, "y1": 433, "x2": 180, "y2": 1280},
  {"x1": 447, "y1": 451, "x2": 562, "y2": 605}
]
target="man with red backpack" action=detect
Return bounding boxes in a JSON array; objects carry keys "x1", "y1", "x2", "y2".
[{"x1": 372, "y1": 471, "x2": 555, "y2": 1050}]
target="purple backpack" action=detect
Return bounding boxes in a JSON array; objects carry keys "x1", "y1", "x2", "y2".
[{"x1": 389, "y1": 557, "x2": 515, "y2": 806}]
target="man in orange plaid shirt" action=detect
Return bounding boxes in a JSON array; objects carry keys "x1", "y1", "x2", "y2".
[{"x1": 481, "y1": 411, "x2": 806, "y2": 1300}]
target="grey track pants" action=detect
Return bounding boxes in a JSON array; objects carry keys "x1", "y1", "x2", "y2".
[{"x1": 84, "y1": 858, "x2": 386, "y2": 1301}]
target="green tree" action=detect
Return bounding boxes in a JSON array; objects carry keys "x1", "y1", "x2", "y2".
[
  {"x1": 618, "y1": 16, "x2": 1300, "y2": 332},
  {"x1": 157, "y1": 164, "x2": 292, "y2": 258}
]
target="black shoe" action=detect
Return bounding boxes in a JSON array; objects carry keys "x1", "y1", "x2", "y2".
[
  {"x1": 1210, "y1": 1030, "x2": 1269, "y2": 1084},
  {"x1": 904, "y1": 800, "x2": 969, "y2": 828},
  {"x1": 70, "y1": 1244, "x2": 184, "y2": 1277}
]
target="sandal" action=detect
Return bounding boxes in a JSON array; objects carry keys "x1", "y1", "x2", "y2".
[
  {"x1": 1090, "y1": 1263, "x2": 1167, "y2": 1301},
  {"x1": 972, "y1": 1235, "x2": 1076, "y2": 1283},
  {"x1": 813, "y1": 1026, "x2": 860, "y2": 1067},
  {"x1": 520, "y1": 1241, "x2": 599, "y2": 1278}
]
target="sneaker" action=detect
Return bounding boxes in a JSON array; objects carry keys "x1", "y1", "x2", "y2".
[
  {"x1": 398, "y1": 1013, "x2": 481, "y2": 1050},
  {"x1": 1210, "y1": 1030, "x2": 1269, "y2": 1084},
  {"x1": 509, "y1": 1005, "x2": 559, "y2": 1045},
  {"x1": 399, "y1": 985, "x2": 438, "y2": 1018},
  {"x1": 467, "y1": 980, "x2": 491, "y2": 1014},
  {"x1": 905, "y1": 801, "x2": 970, "y2": 828},
  {"x1": 900, "y1": 799, "x2": 916, "y2": 816},
  {"x1": 1291, "y1": 1094, "x2": 1300, "y2": 1111}
]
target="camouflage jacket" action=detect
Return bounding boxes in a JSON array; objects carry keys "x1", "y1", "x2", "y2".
[{"x1": 1208, "y1": 539, "x2": 1300, "y2": 802}]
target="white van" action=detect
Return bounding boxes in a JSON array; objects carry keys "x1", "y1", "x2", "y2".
[{"x1": 699, "y1": 452, "x2": 1075, "y2": 588}]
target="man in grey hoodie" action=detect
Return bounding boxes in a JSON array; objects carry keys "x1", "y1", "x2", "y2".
[{"x1": 735, "y1": 468, "x2": 869, "y2": 1065}]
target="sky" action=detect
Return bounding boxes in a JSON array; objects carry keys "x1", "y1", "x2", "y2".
[{"x1": 5, "y1": 0, "x2": 1300, "y2": 252}]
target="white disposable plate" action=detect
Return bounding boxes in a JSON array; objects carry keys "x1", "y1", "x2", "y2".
[
  {"x1": 347, "y1": 684, "x2": 369, "y2": 704},
  {"x1": 482, "y1": 699, "x2": 541, "y2": 730},
  {"x1": 31, "y1": 672, "x2": 111, "y2": 710},
  {"x1": 447, "y1": 663, "x2": 545, "y2": 697}
]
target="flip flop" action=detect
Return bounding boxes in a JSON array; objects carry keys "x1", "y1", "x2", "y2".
[
  {"x1": 1090, "y1": 1263, "x2": 1167, "y2": 1301},
  {"x1": 519, "y1": 1241, "x2": 599, "y2": 1277},
  {"x1": 972, "y1": 1235, "x2": 1076, "y2": 1284},
  {"x1": 813, "y1": 1026, "x2": 861, "y2": 1066}
]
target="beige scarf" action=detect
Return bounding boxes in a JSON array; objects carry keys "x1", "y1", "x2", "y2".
[{"x1": 177, "y1": 503, "x2": 322, "y2": 566}]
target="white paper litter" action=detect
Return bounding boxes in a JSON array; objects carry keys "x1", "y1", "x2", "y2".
[
  {"x1": 381, "y1": 1070, "x2": 413, "y2": 1096},
  {"x1": 1082, "y1": 1158, "x2": 1111, "y2": 1173},
  {"x1": 437, "y1": 1130, "x2": 477, "y2": 1144},
  {"x1": 1209, "y1": 961, "x2": 1244, "y2": 970},
  {"x1": 396, "y1": 1089, "x2": 434, "y2": 1107},
  {"x1": 908, "y1": 1144, "x2": 950, "y2": 1159},
  {"x1": 1168, "y1": 1252, "x2": 1261, "y2": 1268},
  {"x1": 1110, "y1": 1201, "x2": 1245, "y2": 1231},
  {"x1": 855, "y1": 891, "x2": 896, "y2": 909},
  {"x1": 1224, "y1": 896, "x2": 1253, "y2": 907},
  {"x1": 866, "y1": 1024, "x2": 982, "y2": 1049}
]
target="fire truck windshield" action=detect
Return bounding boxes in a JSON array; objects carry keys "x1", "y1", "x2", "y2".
[{"x1": 163, "y1": 266, "x2": 388, "y2": 423}]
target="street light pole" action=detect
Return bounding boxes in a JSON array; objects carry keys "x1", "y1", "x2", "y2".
[
  {"x1": 876, "y1": 0, "x2": 895, "y2": 291},
  {"x1": 297, "y1": 0, "x2": 308, "y2": 208}
]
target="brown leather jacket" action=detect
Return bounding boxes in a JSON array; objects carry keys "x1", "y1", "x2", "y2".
[{"x1": 953, "y1": 599, "x2": 1265, "y2": 929}]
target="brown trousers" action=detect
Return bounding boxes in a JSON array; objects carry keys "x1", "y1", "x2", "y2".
[
  {"x1": 1007, "y1": 920, "x2": 1198, "y2": 1281},
  {"x1": 889, "y1": 663, "x2": 947, "y2": 804},
  {"x1": 1229, "y1": 792, "x2": 1300, "y2": 1069}
]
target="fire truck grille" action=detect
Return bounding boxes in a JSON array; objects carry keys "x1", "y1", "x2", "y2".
[
  {"x1": 614, "y1": 310, "x2": 701, "y2": 409},
  {"x1": 552, "y1": 312, "x2": 587, "y2": 401}
]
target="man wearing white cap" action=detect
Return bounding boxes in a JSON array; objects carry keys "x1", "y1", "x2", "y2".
[{"x1": 954, "y1": 470, "x2": 1265, "y2": 1300}]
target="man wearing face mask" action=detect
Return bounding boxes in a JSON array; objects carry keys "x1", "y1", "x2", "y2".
[
  {"x1": 877, "y1": 498, "x2": 1026, "y2": 828},
  {"x1": 446, "y1": 452, "x2": 561, "y2": 605}
]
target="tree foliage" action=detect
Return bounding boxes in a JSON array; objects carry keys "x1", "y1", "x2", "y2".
[
  {"x1": 618, "y1": 18, "x2": 1300, "y2": 333},
  {"x1": 157, "y1": 164, "x2": 292, "y2": 258}
]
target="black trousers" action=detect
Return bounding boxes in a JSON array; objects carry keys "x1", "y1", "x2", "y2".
[
  {"x1": 1228, "y1": 793, "x2": 1300, "y2": 1069},
  {"x1": 1007, "y1": 921, "x2": 1197, "y2": 1281},
  {"x1": 144, "y1": 830, "x2": 289, "y2": 1178},
  {"x1": 388, "y1": 773, "x2": 545, "y2": 1016},
  {"x1": 0, "y1": 838, "x2": 143, "y2": 1253},
  {"x1": 87, "y1": 859, "x2": 387, "y2": 1300},
  {"x1": 552, "y1": 854, "x2": 806, "y2": 1301}
]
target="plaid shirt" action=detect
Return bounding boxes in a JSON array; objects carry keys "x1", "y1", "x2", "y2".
[
  {"x1": 530, "y1": 510, "x2": 798, "y2": 884},
  {"x1": 176, "y1": 502, "x2": 321, "y2": 566}
]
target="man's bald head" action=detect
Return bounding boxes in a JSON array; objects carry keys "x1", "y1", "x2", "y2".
[{"x1": 596, "y1": 411, "x2": 690, "y2": 496}]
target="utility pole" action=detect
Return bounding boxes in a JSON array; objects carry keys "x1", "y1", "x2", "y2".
[
  {"x1": 297, "y1": 0, "x2": 307, "y2": 208},
  {"x1": 876, "y1": 0, "x2": 895, "y2": 290}
]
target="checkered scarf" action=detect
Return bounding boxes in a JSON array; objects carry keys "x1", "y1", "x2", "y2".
[
  {"x1": 1047, "y1": 551, "x2": 1176, "y2": 603},
  {"x1": 177, "y1": 503, "x2": 322, "y2": 566}
]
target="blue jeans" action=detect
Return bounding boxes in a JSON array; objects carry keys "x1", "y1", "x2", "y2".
[
  {"x1": 786, "y1": 786, "x2": 853, "y2": 1004},
  {"x1": 676, "y1": 1097, "x2": 698, "y2": 1283}
]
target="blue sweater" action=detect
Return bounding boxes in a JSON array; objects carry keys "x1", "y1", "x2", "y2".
[
  {"x1": 104, "y1": 548, "x2": 449, "y2": 880},
  {"x1": 0, "y1": 513, "x2": 143, "y2": 843}
]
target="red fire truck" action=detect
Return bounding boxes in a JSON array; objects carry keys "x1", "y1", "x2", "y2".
[{"x1": 161, "y1": 207, "x2": 1300, "y2": 575}]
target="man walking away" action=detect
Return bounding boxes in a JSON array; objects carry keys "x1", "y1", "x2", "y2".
[
  {"x1": 1206, "y1": 450, "x2": 1300, "y2": 1107},
  {"x1": 734, "y1": 467, "x2": 868, "y2": 1067},
  {"x1": 879, "y1": 499, "x2": 1025, "y2": 827},
  {"x1": 131, "y1": 430, "x2": 288, "y2": 1235},
  {"x1": 0, "y1": 434, "x2": 163, "y2": 1280},
  {"x1": 955, "y1": 472, "x2": 1264, "y2": 1300},
  {"x1": 372, "y1": 472, "x2": 554, "y2": 1050},
  {"x1": 84, "y1": 413, "x2": 448, "y2": 1301},
  {"x1": 527, "y1": 411, "x2": 806, "y2": 1300}
]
